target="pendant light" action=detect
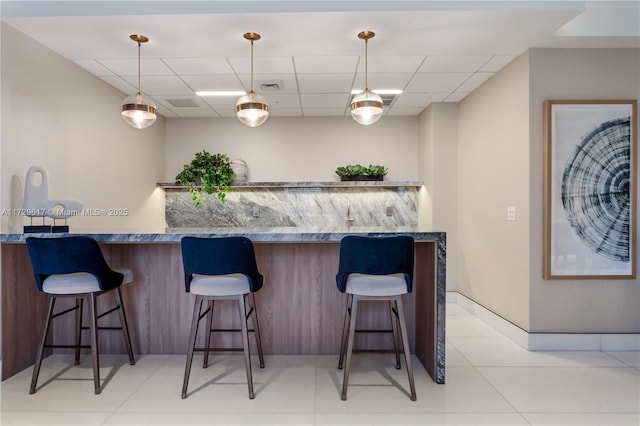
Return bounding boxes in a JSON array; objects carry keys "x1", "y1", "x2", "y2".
[
  {"x1": 350, "y1": 31, "x2": 383, "y2": 126},
  {"x1": 236, "y1": 32, "x2": 269, "y2": 127},
  {"x1": 121, "y1": 34, "x2": 157, "y2": 129}
]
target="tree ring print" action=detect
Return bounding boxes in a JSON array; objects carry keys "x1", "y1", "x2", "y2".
[{"x1": 561, "y1": 117, "x2": 631, "y2": 262}]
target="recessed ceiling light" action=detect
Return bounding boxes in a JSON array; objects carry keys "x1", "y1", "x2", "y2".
[
  {"x1": 196, "y1": 91, "x2": 246, "y2": 97},
  {"x1": 351, "y1": 89, "x2": 403, "y2": 95}
]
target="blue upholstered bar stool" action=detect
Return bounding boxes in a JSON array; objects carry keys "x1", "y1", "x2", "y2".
[
  {"x1": 336, "y1": 235, "x2": 416, "y2": 401},
  {"x1": 180, "y1": 236, "x2": 265, "y2": 399},
  {"x1": 26, "y1": 236, "x2": 135, "y2": 395}
]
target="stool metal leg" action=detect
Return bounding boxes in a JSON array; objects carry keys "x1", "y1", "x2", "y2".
[
  {"x1": 115, "y1": 288, "x2": 135, "y2": 366},
  {"x1": 389, "y1": 300, "x2": 401, "y2": 369},
  {"x1": 395, "y1": 296, "x2": 416, "y2": 401},
  {"x1": 250, "y1": 293, "x2": 265, "y2": 369},
  {"x1": 341, "y1": 294, "x2": 359, "y2": 401},
  {"x1": 88, "y1": 293, "x2": 101, "y2": 394},
  {"x1": 238, "y1": 295, "x2": 255, "y2": 399},
  {"x1": 203, "y1": 300, "x2": 214, "y2": 368},
  {"x1": 75, "y1": 297, "x2": 83, "y2": 365},
  {"x1": 182, "y1": 296, "x2": 204, "y2": 399},
  {"x1": 30, "y1": 295, "x2": 56, "y2": 394},
  {"x1": 338, "y1": 294, "x2": 352, "y2": 369}
]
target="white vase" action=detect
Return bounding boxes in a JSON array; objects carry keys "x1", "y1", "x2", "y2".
[{"x1": 230, "y1": 159, "x2": 248, "y2": 183}]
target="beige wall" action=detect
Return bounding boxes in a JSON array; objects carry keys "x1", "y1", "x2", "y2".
[
  {"x1": 528, "y1": 48, "x2": 640, "y2": 332},
  {"x1": 457, "y1": 52, "x2": 532, "y2": 330},
  {"x1": 165, "y1": 116, "x2": 419, "y2": 182},
  {"x1": 1, "y1": 23, "x2": 166, "y2": 233},
  {"x1": 418, "y1": 103, "x2": 459, "y2": 290}
]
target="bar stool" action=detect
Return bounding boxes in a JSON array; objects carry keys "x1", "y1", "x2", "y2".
[
  {"x1": 336, "y1": 235, "x2": 416, "y2": 401},
  {"x1": 180, "y1": 236, "x2": 265, "y2": 399},
  {"x1": 25, "y1": 236, "x2": 135, "y2": 394}
]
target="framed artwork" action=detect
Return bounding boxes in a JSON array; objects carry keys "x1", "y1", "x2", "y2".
[{"x1": 543, "y1": 100, "x2": 637, "y2": 279}]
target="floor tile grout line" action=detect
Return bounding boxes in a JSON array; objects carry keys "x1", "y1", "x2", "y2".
[
  {"x1": 471, "y1": 363, "x2": 534, "y2": 425},
  {"x1": 100, "y1": 354, "x2": 173, "y2": 425}
]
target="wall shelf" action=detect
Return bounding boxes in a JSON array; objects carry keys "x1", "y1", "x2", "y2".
[{"x1": 157, "y1": 181, "x2": 423, "y2": 190}]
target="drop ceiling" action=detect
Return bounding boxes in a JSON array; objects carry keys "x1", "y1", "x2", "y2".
[{"x1": 2, "y1": 1, "x2": 638, "y2": 119}]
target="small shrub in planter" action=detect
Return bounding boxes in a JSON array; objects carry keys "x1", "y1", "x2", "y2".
[
  {"x1": 175, "y1": 150, "x2": 235, "y2": 206},
  {"x1": 335, "y1": 164, "x2": 388, "y2": 181}
]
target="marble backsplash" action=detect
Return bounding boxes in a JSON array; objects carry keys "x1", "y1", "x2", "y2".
[{"x1": 165, "y1": 186, "x2": 418, "y2": 229}]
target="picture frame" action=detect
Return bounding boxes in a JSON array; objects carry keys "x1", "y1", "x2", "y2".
[{"x1": 543, "y1": 100, "x2": 637, "y2": 279}]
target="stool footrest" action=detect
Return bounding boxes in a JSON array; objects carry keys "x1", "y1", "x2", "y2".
[
  {"x1": 80, "y1": 326, "x2": 124, "y2": 331},
  {"x1": 97, "y1": 305, "x2": 120, "y2": 320},
  {"x1": 353, "y1": 348, "x2": 403, "y2": 354},
  {"x1": 354, "y1": 329, "x2": 394, "y2": 334},
  {"x1": 51, "y1": 305, "x2": 80, "y2": 319},
  {"x1": 194, "y1": 347, "x2": 244, "y2": 352},
  {"x1": 44, "y1": 344, "x2": 91, "y2": 349},
  {"x1": 207, "y1": 328, "x2": 257, "y2": 333}
]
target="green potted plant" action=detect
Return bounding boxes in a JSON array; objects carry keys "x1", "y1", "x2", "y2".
[
  {"x1": 175, "y1": 150, "x2": 235, "y2": 206},
  {"x1": 335, "y1": 164, "x2": 388, "y2": 181}
]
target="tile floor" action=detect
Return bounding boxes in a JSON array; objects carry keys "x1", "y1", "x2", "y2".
[{"x1": 1, "y1": 302, "x2": 639, "y2": 425}]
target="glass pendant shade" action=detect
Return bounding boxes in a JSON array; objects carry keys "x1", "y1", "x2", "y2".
[
  {"x1": 236, "y1": 32, "x2": 268, "y2": 128},
  {"x1": 121, "y1": 34, "x2": 156, "y2": 130},
  {"x1": 350, "y1": 89, "x2": 384, "y2": 125},
  {"x1": 121, "y1": 93, "x2": 157, "y2": 129},
  {"x1": 236, "y1": 91, "x2": 269, "y2": 127}
]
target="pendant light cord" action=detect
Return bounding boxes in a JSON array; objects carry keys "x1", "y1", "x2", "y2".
[
  {"x1": 250, "y1": 39, "x2": 254, "y2": 93},
  {"x1": 137, "y1": 40, "x2": 142, "y2": 96},
  {"x1": 364, "y1": 37, "x2": 369, "y2": 91}
]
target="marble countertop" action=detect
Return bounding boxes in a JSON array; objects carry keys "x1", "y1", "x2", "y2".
[
  {"x1": 158, "y1": 181, "x2": 423, "y2": 189},
  {"x1": 0, "y1": 227, "x2": 445, "y2": 243}
]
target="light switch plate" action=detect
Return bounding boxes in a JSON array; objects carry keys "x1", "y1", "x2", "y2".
[{"x1": 507, "y1": 206, "x2": 516, "y2": 221}]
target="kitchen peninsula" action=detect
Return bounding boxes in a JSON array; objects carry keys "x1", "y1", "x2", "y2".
[{"x1": 1, "y1": 227, "x2": 445, "y2": 385}]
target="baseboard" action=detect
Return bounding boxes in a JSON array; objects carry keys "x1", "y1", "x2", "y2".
[{"x1": 451, "y1": 292, "x2": 640, "y2": 351}]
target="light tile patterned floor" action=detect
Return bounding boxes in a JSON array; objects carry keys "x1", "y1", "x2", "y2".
[{"x1": 1, "y1": 302, "x2": 639, "y2": 425}]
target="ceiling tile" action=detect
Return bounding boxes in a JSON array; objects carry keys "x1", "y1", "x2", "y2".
[
  {"x1": 455, "y1": 72, "x2": 494, "y2": 92},
  {"x1": 480, "y1": 55, "x2": 517, "y2": 72},
  {"x1": 262, "y1": 93, "x2": 301, "y2": 109},
  {"x1": 180, "y1": 75, "x2": 244, "y2": 92},
  {"x1": 269, "y1": 108, "x2": 302, "y2": 117},
  {"x1": 227, "y1": 56, "x2": 295, "y2": 75},
  {"x1": 153, "y1": 96, "x2": 209, "y2": 110},
  {"x1": 300, "y1": 93, "x2": 350, "y2": 109},
  {"x1": 293, "y1": 56, "x2": 359, "y2": 74},
  {"x1": 297, "y1": 74, "x2": 354, "y2": 93},
  {"x1": 100, "y1": 76, "x2": 136, "y2": 95},
  {"x1": 392, "y1": 93, "x2": 448, "y2": 108},
  {"x1": 122, "y1": 75, "x2": 195, "y2": 95},
  {"x1": 156, "y1": 109, "x2": 179, "y2": 118},
  {"x1": 74, "y1": 60, "x2": 114, "y2": 77},
  {"x1": 97, "y1": 58, "x2": 175, "y2": 76},
  {"x1": 356, "y1": 56, "x2": 426, "y2": 73},
  {"x1": 445, "y1": 92, "x2": 470, "y2": 102},
  {"x1": 352, "y1": 73, "x2": 414, "y2": 92},
  {"x1": 200, "y1": 96, "x2": 242, "y2": 109},
  {"x1": 386, "y1": 106, "x2": 426, "y2": 116},
  {"x1": 303, "y1": 108, "x2": 348, "y2": 117},
  {"x1": 162, "y1": 58, "x2": 236, "y2": 75},
  {"x1": 173, "y1": 108, "x2": 220, "y2": 118},
  {"x1": 418, "y1": 56, "x2": 492, "y2": 73},
  {"x1": 215, "y1": 109, "x2": 237, "y2": 118},
  {"x1": 404, "y1": 73, "x2": 472, "y2": 92},
  {"x1": 237, "y1": 74, "x2": 298, "y2": 93}
]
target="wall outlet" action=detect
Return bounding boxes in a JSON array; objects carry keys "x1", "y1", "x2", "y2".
[
  {"x1": 252, "y1": 206, "x2": 260, "y2": 218},
  {"x1": 507, "y1": 206, "x2": 516, "y2": 221}
]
